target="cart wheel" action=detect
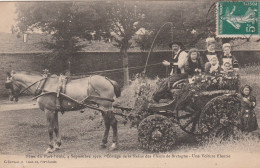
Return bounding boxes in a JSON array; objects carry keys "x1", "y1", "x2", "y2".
[
  {"x1": 176, "y1": 108, "x2": 204, "y2": 135},
  {"x1": 198, "y1": 94, "x2": 241, "y2": 140},
  {"x1": 138, "y1": 115, "x2": 176, "y2": 152}
]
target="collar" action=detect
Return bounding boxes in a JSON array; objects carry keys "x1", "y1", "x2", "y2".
[
  {"x1": 224, "y1": 54, "x2": 232, "y2": 57},
  {"x1": 174, "y1": 49, "x2": 181, "y2": 55},
  {"x1": 207, "y1": 50, "x2": 216, "y2": 54},
  {"x1": 173, "y1": 49, "x2": 182, "y2": 59}
]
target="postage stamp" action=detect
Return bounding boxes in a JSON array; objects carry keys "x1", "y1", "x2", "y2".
[{"x1": 217, "y1": 1, "x2": 259, "y2": 38}]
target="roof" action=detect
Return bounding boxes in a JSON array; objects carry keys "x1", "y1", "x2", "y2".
[
  {"x1": 0, "y1": 32, "x2": 50, "y2": 53},
  {"x1": 231, "y1": 38, "x2": 260, "y2": 50}
]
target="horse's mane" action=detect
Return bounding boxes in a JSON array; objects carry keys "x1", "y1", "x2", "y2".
[
  {"x1": 13, "y1": 70, "x2": 58, "y2": 77},
  {"x1": 13, "y1": 70, "x2": 42, "y2": 76}
]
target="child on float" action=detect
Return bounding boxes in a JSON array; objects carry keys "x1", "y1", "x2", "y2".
[
  {"x1": 205, "y1": 56, "x2": 221, "y2": 75},
  {"x1": 201, "y1": 37, "x2": 221, "y2": 75},
  {"x1": 220, "y1": 61, "x2": 234, "y2": 74},
  {"x1": 185, "y1": 48, "x2": 204, "y2": 77},
  {"x1": 221, "y1": 43, "x2": 239, "y2": 73}
]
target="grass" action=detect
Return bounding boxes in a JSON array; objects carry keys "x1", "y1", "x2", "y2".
[
  {"x1": 0, "y1": 66, "x2": 260, "y2": 155},
  {"x1": 195, "y1": 132, "x2": 260, "y2": 153},
  {"x1": 194, "y1": 65, "x2": 260, "y2": 153}
]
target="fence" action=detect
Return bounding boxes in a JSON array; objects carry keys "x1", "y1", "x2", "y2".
[{"x1": 1, "y1": 50, "x2": 260, "y2": 97}]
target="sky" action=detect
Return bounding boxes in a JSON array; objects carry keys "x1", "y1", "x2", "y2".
[{"x1": 0, "y1": 2, "x2": 16, "y2": 33}]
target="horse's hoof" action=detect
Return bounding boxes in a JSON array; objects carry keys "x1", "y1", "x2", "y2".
[
  {"x1": 54, "y1": 146, "x2": 60, "y2": 150},
  {"x1": 100, "y1": 143, "x2": 107, "y2": 149},
  {"x1": 44, "y1": 147, "x2": 54, "y2": 154},
  {"x1": 56, "y1": 140, "x2": 62, "y2": 147},
  {"x1": 80, "y1": 110, "x2": 85, "y2": 113},
  {"x1": 109, "y1": 143, "x2": 118, "y2": 151}
]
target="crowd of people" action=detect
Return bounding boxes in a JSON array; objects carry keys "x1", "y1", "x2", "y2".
[{"x1": 156, "y1": 37, "x2": 258, "y2": 133}]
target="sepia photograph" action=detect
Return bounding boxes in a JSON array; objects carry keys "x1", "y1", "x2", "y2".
[{"x1": 0, "y1": 0, "x2": 260, "y2": 168}]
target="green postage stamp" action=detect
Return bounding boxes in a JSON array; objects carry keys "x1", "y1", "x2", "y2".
[{"x1": 217, "y1": 1, "x2": 259, "y2": 38}]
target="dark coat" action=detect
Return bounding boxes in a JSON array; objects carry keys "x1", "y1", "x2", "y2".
[
  {"x1": 201, "y1": 50, "x2": 222, "y2": 66},
  {"x1": 220, "y1": 53, "x2": 239, "y2": 68},
  {"x1": 239, "y1": 85, "x2": 258, "y2": 132},
  {"x1": 185, "y1": 56, "x2": 204, "y2": 76}
]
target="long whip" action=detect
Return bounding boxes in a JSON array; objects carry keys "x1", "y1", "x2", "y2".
[{"x1": 143, "y1": 22, "x2": 174, "y2": 74}]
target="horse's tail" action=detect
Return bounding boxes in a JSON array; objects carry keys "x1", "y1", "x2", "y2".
[
  {"x1": 105, "y1": 77, "x2": 121, "y2": 98},
  {"x1": 111, "y1": 80, "x2": 121, "y2": 98}
]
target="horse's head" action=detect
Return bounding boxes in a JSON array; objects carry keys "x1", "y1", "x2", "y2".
[{"x1": 5, "y1": 71, "x2": 20, "y2": 102}]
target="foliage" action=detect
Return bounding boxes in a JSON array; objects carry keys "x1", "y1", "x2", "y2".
[
  {"x1": 114, "y1": 74, "x2": 160, "y2": 127},
  {"x1": 199, "y1": 95, "x2": 242, "y2": 140},
  {"x1": 138, "y1": 115, "x2": 176, "y2": 152},
  {"x1": 115, "y1": 71, "x2": 241, "y2": 132},
  {"x1": 15, "y1": 2, "x2": 96, "y2": 72},
  {"x1": 135, "y1": 1, "x2": 217, "y2": 50},
  {"x1": 15, "y1": 1, "x2": 219, "y2": 79},
  {"x1": 188, "y1": 72, "x2": 240, "y2": 92}
]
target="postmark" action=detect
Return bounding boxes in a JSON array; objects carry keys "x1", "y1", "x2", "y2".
[{"x1": 217, "y1": 1, "x2": 259, "y2": 38}]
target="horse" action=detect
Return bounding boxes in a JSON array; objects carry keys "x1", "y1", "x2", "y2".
[{"x1": 5, "y1": 70, "x2": 121, "y2": 153}]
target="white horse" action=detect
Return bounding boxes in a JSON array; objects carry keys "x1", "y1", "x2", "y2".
[{"x1": 5, "y1": 70, "x2": 121, "y2": 153}]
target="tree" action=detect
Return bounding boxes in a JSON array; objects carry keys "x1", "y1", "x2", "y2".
[
  {"x1": 15, "y1": 2, "x2": 96, "y2": 72},
  {"x1": 84, "y1": 1, "x2": 145, "y2": 86},
  {"x1": 136, "y1": 1, "x2": 217, "y2": 50},
  {"x1": 15, "y1": 1, "x2": 218, "y2": 85},
  {"x1": 16, "y1": 1, "x2": 145, "y2": 85}
]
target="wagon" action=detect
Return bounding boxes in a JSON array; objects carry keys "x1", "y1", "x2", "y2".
[
  {"x1": 126, "y1": 73, "x2": 242, "y2": 152},
  {"x1": 30, "y1": 72, "x2": 242, "y2": 152}
]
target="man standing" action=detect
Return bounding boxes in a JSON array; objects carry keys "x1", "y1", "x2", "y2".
[{"x1": 162, "y1": 42, "x2": 188, "y2": 75}]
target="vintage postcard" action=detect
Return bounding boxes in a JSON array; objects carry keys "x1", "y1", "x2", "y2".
[{"x1": 0, "y1": 1, "x2": 260, "y2": 168}]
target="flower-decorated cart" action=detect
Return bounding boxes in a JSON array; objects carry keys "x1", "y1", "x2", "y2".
[{"x1": 116, "y1": 72, "x2": 242, "y2": 152}]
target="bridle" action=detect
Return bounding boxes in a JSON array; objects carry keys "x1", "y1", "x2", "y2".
[{"x1": 5, "y1": 75, "x2": 49, "y2": 101}]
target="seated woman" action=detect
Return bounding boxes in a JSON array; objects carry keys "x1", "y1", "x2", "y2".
[{"x1": 185, "y1": 48, "x2": 203, "y2": 77}]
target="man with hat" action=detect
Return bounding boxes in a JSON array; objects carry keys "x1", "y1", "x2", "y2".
[
  {"x1": 153, "y1": 41, "x2": 188, "y2": 103},
  {"x1": 162, "y1": 41, "x2": 188, "y2": 75}
]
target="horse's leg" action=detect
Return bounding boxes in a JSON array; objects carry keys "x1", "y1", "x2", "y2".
[
  {"x1": 110, "y1": 112, "x2": 118, "y2": 150},
  {"x1": 100, "y1": 112, "x2": 110, "y2": 148},
  {"x1": 44, "y1": 109, "x2": 56, "y2": 154},
  {"x1": 53, "y1": 111, "x2": 61, "y2": 150}
]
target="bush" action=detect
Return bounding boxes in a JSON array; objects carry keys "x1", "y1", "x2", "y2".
[{"x1": 113, "y1": 74, "x2": 160, "y2": 126}]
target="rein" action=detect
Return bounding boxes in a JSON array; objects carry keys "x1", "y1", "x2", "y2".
[{"x1": 16, "y1": 77, "x2": 49, "y2": 98}]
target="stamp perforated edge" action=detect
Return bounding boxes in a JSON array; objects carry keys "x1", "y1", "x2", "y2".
[{"x1": 216, "y1": 1, "x2": 260, "y2": 38}]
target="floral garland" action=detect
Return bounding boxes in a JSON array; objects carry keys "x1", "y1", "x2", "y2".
[{"x1": 188, "y1": 72, "x2": 240, "y2": 92}]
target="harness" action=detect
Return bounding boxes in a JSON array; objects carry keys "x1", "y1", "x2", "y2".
[
  {"x1": 10, "y1": 73, "x2": 115, "y2": 113},
  {"x1": 17, "y1": 77, "x2": 49, "y2": 98},
  {"x1": 42, "y1": 75, "x2": 114, "y2": 112},
  {"x1": 56, "y1": 74, "x2": 69, "y2": 112}
]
